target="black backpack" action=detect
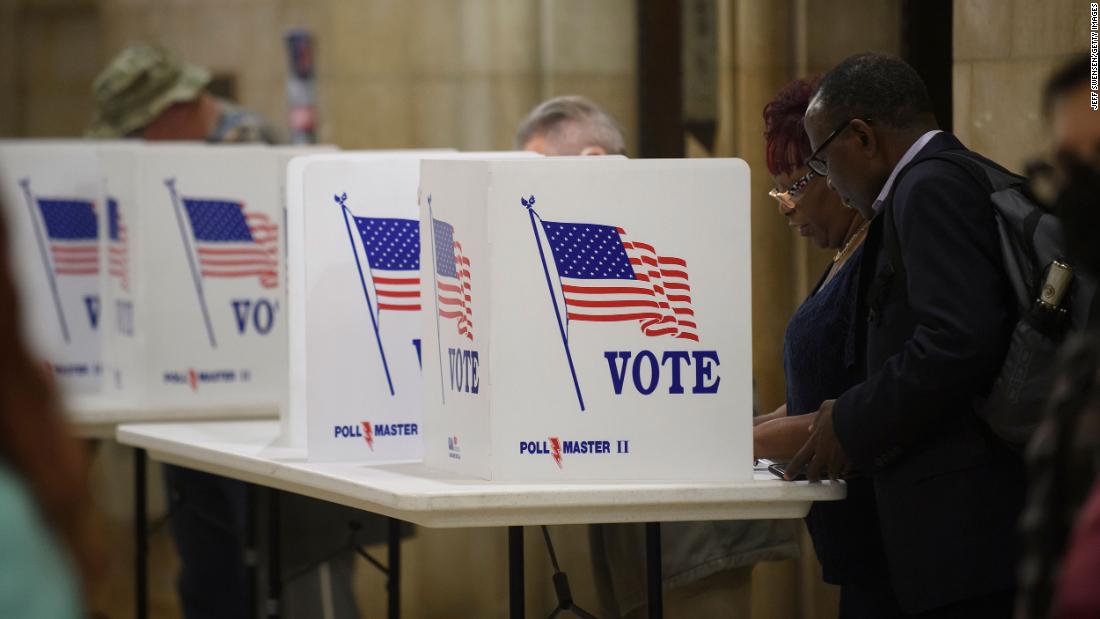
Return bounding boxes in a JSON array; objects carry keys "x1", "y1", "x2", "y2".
[{"x1": 882, "y1": 150, "x2": 1097, "y2": 446}]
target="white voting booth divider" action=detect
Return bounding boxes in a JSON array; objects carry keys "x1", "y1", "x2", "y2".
[
  {"x1": 418, "y1": 157, "x2": 753, "y2": 481},
  {"x1": 98, "y1": 143, "x2": 327, "y2": 415},
  {"x1": 0, "y1": 140, "x2": 105, "y2": 395},
  {"x1": 286, "y1": 151, "x2": 537, "y2": 461},
  {"x1": 285, "y1": 150, "x2": 453, "y2": 451}
]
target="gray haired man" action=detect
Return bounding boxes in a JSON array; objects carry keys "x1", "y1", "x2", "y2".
[
  {"x1": 516, "y1": 95, "x2": 627, "y2": 156},
  {"x1": 516, "y1": 95, "x2": 799, "y2": 618}
]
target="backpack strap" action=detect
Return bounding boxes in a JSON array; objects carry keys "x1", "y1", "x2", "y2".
[
  {"x1": 877, "y1": 148, "x2": 1023, "y2": 278},
  {"x1": 924, "y1": 150, "x2": 1018, "y2": 191}
]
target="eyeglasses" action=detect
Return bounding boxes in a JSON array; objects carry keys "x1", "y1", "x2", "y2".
[
  {"x1": 768, "y1": 169, "x2": 818, "y2": 210},
  {"x1": 805, "y1": 117, "x2": 871, "y2": 176}
]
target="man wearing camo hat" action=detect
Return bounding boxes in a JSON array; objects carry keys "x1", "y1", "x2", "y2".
[
  {"x1": 87, "y1": 43, "x2": 279, "y2": 143},
  {"x1": 87, "y1": 44, "x2": 397, "y2": 619}
]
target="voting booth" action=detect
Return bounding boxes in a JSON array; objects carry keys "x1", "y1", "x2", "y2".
[
  {"x1": 0, "y1": 141, "x2": 104, "y2": 394},
  {"x1": 418, "y1": 157, "x2": 752, "y2": 481},
  {"x1": 287, "y1": 151, "x2": 536, "y2": 461},
  {"x1": 285, "y1": 150, "x2": 454, "y2": 453},
  {"x1": 99, "y1": 143, "x2": 294, "y2": 413}
]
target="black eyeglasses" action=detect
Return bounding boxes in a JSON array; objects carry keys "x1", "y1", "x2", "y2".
[{"x1": 805, "y1": 117, "x2": 871, "y2": 176}]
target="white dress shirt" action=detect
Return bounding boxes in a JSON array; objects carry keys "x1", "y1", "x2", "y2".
[{"x1": 872, "y1": 129, "x2": 943, "y2": 212}]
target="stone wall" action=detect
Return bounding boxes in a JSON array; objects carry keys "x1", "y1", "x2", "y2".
[
  {"x1": 7, "y1": 0, "x2": 637, "y2": 154},
  {"x1": 954, "y1": 0, "x2": 1088, "y2": 171}
]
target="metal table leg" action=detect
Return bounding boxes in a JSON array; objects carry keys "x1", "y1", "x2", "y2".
[
  {"x1": 509, "y1": 526, "x2": 525, "y2": 619},
  {"x1": 646, "y1": 522, "x2": 662, "y2": 619},
  {"x1": 134, "y1": 447, "x2": 148, "y2": 619},
  {"x1": 388, "y1": 517, "x2": 401, "y2": 619},
  {"x1": 244, "y1": 484, "x2": 258, "y2": 619},
  {"x1": 266, "y1": 489, "x2": 281, "y2": 619}
]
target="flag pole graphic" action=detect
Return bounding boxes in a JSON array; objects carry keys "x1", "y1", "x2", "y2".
[
  {"x1": 19, "y1": 178, "x2": 70, "y2": 344},
  {"x1": 165, "y1": 178, "x2": 217, "y2": 348},
  {"x1": 425, "y1": 195, "x2": 446, "y2": 404},
  {"x1": 335, "y1": 193, "x2": 394, "y2": 396},
  {"x1": 523, "y1": 196, "x2": 585, "y2": 411}
]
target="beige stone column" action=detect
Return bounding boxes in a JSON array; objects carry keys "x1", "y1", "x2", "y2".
[
  {"x1": 954, "y1": 0, "x2": 1087, "y2": 171},
  {"x1": 537, "y1": 0, "x2": 637, "y2": 153}
]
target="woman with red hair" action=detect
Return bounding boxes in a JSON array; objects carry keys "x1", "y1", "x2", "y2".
[
  {"x1": 0, "y1": 205, "x2": 98, "y2": 618},
  {"x1": 752, "y1": 78, "x2": 893, "y2": 617}
]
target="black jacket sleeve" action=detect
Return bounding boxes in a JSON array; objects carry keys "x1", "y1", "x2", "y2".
[{"x1": 831, "y1": 160, "x2": 1010, "y2": 472}]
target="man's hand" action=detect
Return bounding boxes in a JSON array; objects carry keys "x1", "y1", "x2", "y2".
[{"x1": 785, "y1": 399, "x2": 851, "y2": 481}]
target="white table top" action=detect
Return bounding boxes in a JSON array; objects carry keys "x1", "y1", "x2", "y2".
[
  {"x1": 64, "y1": 395, "x2": 277, "y2": 439},
  {"x1": 117, "y1": 420, "x2": 845, "y2": 528}
]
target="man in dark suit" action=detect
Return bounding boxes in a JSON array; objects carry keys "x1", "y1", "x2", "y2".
[{"x1": 787, "y1": 52, "x2": 1024, "y2": 617}]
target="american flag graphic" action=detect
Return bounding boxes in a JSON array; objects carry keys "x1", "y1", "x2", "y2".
[
  {"x1": 432, "y1": 218, "x2": 472, "y2": 339},
  {"x1": 181, "y1": 198, "x2": 278, "y2": 289},
  {"x1": 353, "y1": 216, "x2": 420, "y2": 313},
  {"x1": 107, "y1": 198, "x2": 129, "y2": 291},
  {"x1": 37, "y1": 199, "x2": 99, "y2": 277},
  {"x1": 540, "y1": 220, "x2": 698, "y2": 341}
]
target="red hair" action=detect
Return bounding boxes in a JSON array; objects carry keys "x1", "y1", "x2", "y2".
[
  {"x1": 0, "y1": 206, "x2": 100, "y2": 591},
  {"x1": 763, "y1": 76, "x2": 821, "y2": 176}
]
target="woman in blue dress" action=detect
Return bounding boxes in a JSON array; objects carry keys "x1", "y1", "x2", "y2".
[{"x1": 752, "y1": 77, "x2": 900, "y2": 617}]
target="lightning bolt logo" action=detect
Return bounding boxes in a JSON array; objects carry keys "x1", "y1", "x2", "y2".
[
  {"x1": 362, "y1": 421, "x2": 374, "y2": 451},
  {"x1": 549, "y1": 436, "x2": 562, "y2": 469}
]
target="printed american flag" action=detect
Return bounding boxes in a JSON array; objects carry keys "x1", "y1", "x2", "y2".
[
  {"x1": 432, "y1": 218, "x2": 472, "y2": 339},
  {"x1": 37, "y1": 199, "x2": 99, "y2": 277},
  {"x1": 107, "y1": 198, "x2": 129, "y2": 291},
  {"x1": 539, "y1": 220, "x2": 698, "y2": 341},
  {"x1": 182, "y1": 198, "x2": 277, "y2": 289},
  {"x1": 353, "y1": 216, "x2": 420, "y2": 312}
]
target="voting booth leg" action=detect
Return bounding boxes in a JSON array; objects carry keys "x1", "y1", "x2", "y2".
[
  {"x1": 509, "y1": 526, "x2": 525, "y2": 619},
  {"x1": 245, "y1": 484, "x2": 259, "y2": 619},
  {"x1": 266, "y1": 489, "x2": 282, "y2": 618},
  {"x1": 645, "y1": 523, "x2": 663, "y2": 619},
  {"x1": 134, "y1": 448, "x2": 148, "y2": 619},
  {"x1": 387, "y1": 517, "x2": 401, "y2": 619}
]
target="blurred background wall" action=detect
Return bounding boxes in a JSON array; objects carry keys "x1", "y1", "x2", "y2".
[
  {"x1": 0, "y1": 0, "x2": 1089, "y2": 617},
  {"x1": 2, "y1": 0, "x2": 637, "y2": 151}
]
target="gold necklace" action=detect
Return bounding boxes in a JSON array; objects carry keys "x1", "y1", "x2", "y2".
[{"x1": 833, "y1": 220, "x2": 870, "y2": 263}]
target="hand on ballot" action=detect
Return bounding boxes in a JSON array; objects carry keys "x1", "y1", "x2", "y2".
[
  {"x1": 785, "y1": 399, "x2": 852, "y2": 482},
  {"x1": 753, "y1": 411, "x2": 814, "y2": 461}
]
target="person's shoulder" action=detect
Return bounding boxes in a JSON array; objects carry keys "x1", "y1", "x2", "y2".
[
  {"x1": 212, "y1": 99, "x2": 282, "y2": 144},
  {"x1": 895, "y1": 148, "x2": 990, "y2": 207},
  {"x1": 0, "y1": 465, "x2": 82, "y2": 619},
  {"x1": 0, "y1": 464, "x2": 40, "y2": 541}
]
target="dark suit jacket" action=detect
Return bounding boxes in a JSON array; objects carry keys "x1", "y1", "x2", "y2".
[{"x1": 833, "y1": 132, "x2": 1025, "y2": 613}]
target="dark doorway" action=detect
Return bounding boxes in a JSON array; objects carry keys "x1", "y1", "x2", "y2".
[
  {"x1": 636, "y1": 0, "x2": 684, "y2": 158},
  {"x1": 901, "y1": 0, "x2": 953, "y2": 132}
]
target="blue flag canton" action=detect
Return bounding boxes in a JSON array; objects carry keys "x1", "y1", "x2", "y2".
[
  {"x1": 107, "y1": 198, "x2": 122, "y2": 241},
  {"x1": 354, "y1": 216, "x2": 420, "y2": 271},
  {"x1": 182, "y1": 199, "x2": 252, "y2": 242},
  {"x1": 540, "y1": 221, "x2": 635, "y2": 280},
  {"x1": 38, "y1": 200, "x2": 97, "y2": 240},
  {"x1": 433, "y1": 219, "x2": 457, "y2": 277}
]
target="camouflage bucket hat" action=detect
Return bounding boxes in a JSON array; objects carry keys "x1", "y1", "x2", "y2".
[{"x1": 87, "y1": 44, "x2": 211, "y2": 138}]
